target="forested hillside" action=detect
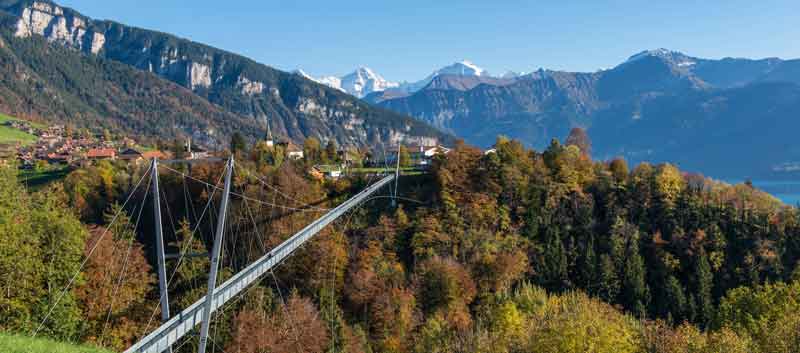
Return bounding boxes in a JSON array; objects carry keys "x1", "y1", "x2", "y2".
[
  {"x1": 0, "y1": 28, "x2": 261, "y2": 145},
  {"x1": 1, "y1": 132, "x2": 799, "y2": 352},
  {"x1": 0, "y1": 0, "x2": 450, "y2": 148}
]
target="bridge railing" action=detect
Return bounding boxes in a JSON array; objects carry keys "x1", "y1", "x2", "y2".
[{"x1": 124, "y1": 174, "x2": 395, "y2": 353}]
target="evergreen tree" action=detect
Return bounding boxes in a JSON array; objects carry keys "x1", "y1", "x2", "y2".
[
  {"x1": 324, "y1": 139, "x2": 338, "y2": 164},
  {"x1": 230, "y1": 132, "x2": 247, "y2": 155},
  {"x1": 598, "y1": 254, "x2": 620, "y2": 303},
  {"x1": 579, "y1": 234, "x2": 597, "y2": 293},
  {"x1": 541, "y1": 228, "x2": 569, "y2": 290},
  {"x1": 621, "y1": 234, "x2": 649, "y2": 318},
  {"x1": 303, "y1": 137, "x2": 322, "y2": 163},
  {"x1": 694, "y1": 250, "x2": 714, "y2": 327},
  {"x1": 663, "y1": 275, "x2": 686, "y2": 323},
  {"x1": 686, "y1": 293, "x2": 697, "y2": 323},
  {"x1": 171, "y1": 138, "x2": 186, "y2": 160}
]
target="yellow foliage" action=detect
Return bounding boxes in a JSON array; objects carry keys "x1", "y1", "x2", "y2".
[
  {"x1": 521, "y1": 289, "x2": 641, "y2": 353},
  {"x1": 655, "y1": 163, "x2": 684, "y2": 207}
]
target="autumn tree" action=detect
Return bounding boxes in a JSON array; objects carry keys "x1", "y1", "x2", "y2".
[
  {"x1": 0, "y1": 168, "x2": 87, "y2": 340},
  {"x1": 399, "y1": 145, "x2": 412, "y2": 167},
  {"x1": 228, "y1": 292, "x2": 329, "y2": 353},
  {"x1": 303, "y1": 137, "x2": 322, "y2": 163},
  {"x1": 75, "y1": 222, "x2": 155, "y2": 350},
  {"x1": 715, "y1": 280, "x2": 800, "y2": 352},
  {"x1": 415, "y1": 257, "x2": 476, "y2": 330},
  {"x1": 565, "y1": 127, "x2": 592, "y2": 156},
  {"x1": 609, "y1": 157, "x2": 629, "y2": 183}
]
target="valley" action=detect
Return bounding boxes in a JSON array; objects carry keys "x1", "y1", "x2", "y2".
[{"x1": 0, "y1": 1, "x2": 798, "y2": 353}]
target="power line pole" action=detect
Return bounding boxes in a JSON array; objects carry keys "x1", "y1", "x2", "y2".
[
  {"x1": 198, "y1": 157, "x2": 234, "y2": 353},
  {"x1": 150, "y1": 158, "x2": 172, "y2": 353}
]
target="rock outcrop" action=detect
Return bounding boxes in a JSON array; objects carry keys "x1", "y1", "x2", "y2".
[{"x1": 0, "y1": 0, "x2": 450, "y2": 148}]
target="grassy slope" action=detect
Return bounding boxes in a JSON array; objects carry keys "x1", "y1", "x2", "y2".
[
  {"x1": 0, "y1": 113, "x2": 37, "y2": 146},
  {"x1": 18, "y1": 164, "x2": 73, "y2": 188},
  {"x1": 0, "y1": 333, "x2": 112, "y2": 353}
]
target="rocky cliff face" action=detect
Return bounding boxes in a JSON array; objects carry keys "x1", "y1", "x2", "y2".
[
  {"x1": 0, "y1": 0, "x2": 449, "y2": 147},
  {"x1": 12, "y1": 1, "x2": 104, "y2": 53},
  {"x1": 380, "y1": 71, "x2": 602, "y2": 148}
]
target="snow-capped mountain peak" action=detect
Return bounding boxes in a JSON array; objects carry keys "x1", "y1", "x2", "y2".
[
  {"x1": 293, "y1": 69, "x2": 315, "y2": 80},
  {"x1": 339, "y1": 66, "x2": 399, "y2": 97},
  {"x1": 625, "y1": 48, "x2": 697, "y2": 68},
  {"x1": 296, "y1": 66, "x2": 399, "y2": 98},
  {"x1": 302, "y1": 60, "x2": 508, "y2": 99},
  {"x1": 435, "y1": 60, "x2": 487, "y2": 77}
]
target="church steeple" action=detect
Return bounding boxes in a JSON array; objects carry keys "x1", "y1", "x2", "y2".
[{"x1": 265, "y1": 117, "x2": 274, "y2": 147}]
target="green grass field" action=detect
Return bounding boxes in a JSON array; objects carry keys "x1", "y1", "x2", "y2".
[
  {"x1": 0, "y1": 113, "x2": 46, "y2": 128},
  {"x1": 0, "y1": 113, "x2": 38, "y2": 146},
  {"x1": 19, "y1": 165, "x2": 73, "y2": 189},
  {"x1": 0, "y1": 333, "x2": 112, "y2": 353}
]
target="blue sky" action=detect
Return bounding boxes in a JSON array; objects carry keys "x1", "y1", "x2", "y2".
[{"x1": 58, "y1": 0, "x2": 800, "y2": 81}]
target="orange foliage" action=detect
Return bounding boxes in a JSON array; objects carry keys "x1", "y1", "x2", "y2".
[
  {"x1": 75, "y1": 226, "x2": 155, "y2": 349},
  {"x1": 227, "y1": 293, "x2": 329, "y2": 353}
]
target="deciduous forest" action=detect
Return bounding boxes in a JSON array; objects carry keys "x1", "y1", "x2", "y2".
[{"x1": 2, "y1": 134, "x2": 800, "y2": 353}]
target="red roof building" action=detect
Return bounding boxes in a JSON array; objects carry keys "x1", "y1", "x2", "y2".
[
  {"x1": 141, "y1": 150, "x2": 170, "y2": 160},
  {"x1": 86, "y1": 148, "x2": 116, "y2": 160}
]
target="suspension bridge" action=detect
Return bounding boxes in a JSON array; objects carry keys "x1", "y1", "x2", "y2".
[{"x1": 33, "y1": 154, "x2": 400, "y2": 353}]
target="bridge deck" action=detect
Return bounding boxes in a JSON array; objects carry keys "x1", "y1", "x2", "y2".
[{"x1": 124, "y1": 175, "x2": 395, "y2": 353}]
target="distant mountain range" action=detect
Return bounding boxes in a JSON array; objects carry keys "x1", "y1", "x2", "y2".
[
  {"x1": 328, "y1": 49, "x2": 800, "y2": 179},
  {"x1": 0, "y1": 0, "x2": 796, "y2": 179},
  {"x1": 300, "y1": 60, "x2": 501, "y2": 98},
  {"x1": 0, "y1": 0, "x2": 450, "y2": 148}
]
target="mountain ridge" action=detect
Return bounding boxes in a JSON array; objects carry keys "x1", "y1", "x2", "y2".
[
  {"x1": 0, "y1": 0, "x2": 452, "y2": 147},
  {"x1": 374, "y1": 49, "x2": 800, "y2": 178},
  {"x1": 302, "y1": 60, "x2": 506, "y2": 99}
]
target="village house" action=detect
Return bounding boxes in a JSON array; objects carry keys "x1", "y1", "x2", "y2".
[
  {"x1": 118, "y1": 148, "x2": 143, "y2": 162},
  {"x1": 278, "y1": 141, "x2": 304, "y2": 160},
  {"x1": 86, "y1": 148, "x2": 116, "y2": 160},
  {"x1": 188, "y1": 145, "x2": 209, "y2": 159},
  {"x1": 387, "y1": 144, "x2": 451, "y2": 166},
  {"x1": 142, "y1": 150, "x2": 170, "y2": 161},
  {"x1": 308, "y1": 166, "x2": 324, "y2": 180},
  {"x1": 46, "y1": 152, "x2": 72, "y2": 164},
  {"x1": 311, "y1": 165, "x2": 342, "y2": 179},
  {"x1": 185, "y1": 138, "x2": 210, "y2": 159}
]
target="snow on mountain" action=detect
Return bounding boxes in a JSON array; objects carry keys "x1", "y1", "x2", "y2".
[
  {"x1": 435, "y1": 60, "x2": 487, "y2": 76},
  {"x1": 397, "y1": 60, "x2": 492, "y2": 93},
  {"x1": 317, "y1": 75, "x2": 344, "y2": 90},
  {"x1": 293, "y1": 69, "x2": 314, "y2": 80},
  {"x1": 294, "y1": 67, "x2": 398, "y2": 98},
  {"x1": 624, "y1": 48, "x2": 698, "y2": 68},
  {"x1": 339, "y1": 67, "x2": 400, "y2": 98},
  {"x1": 292, "y1": 69, "x2": 344, "y2": 93},
  {"x1": 302, "y1": 60, "x2": 515, "y2": 98}
]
